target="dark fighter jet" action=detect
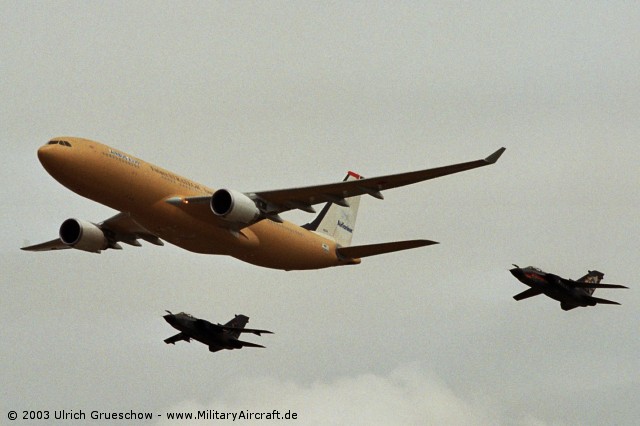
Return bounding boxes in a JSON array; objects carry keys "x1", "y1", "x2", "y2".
[
  {"x1": 163, "y1": 311, "x2": 273, "y2": 352},
  {"x1": 510, "y1": 265, "x2": 628, "y2": 311}
]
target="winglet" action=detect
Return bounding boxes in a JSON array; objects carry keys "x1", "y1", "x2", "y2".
[{"x1": 484, "y1": 147, "x2": 506, "y2": 164}]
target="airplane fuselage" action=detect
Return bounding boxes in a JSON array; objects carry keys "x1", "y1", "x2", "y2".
[
  {"x1": 36, "y1": 137, "x2": 353, "y2": 270},
  {"x1": 166, "y1": 316, "x2": 233, "y2": 348},
  {"x1": 518, "y1": 270, "x2": 586, "y2": 302}
]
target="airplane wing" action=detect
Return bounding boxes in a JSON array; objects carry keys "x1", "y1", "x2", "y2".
[
  {"x1": 250, "y1": 147, "x2": 506, "y2": 215},
  {"x1": 21, "y1": 212, "x2": 163, "y2": 252},
  {"x1": 164, "y1": 332, "x2": 191, "y2": 345},
  {"x1": 178, "y1": 147, "x2": 506, "y2": 217},
  {"x1": 513, "y1": 288, "x2": 544, "y2": 301},
  {"x1": 20, "y1": 239, "x2": 70, "y2": 251}
]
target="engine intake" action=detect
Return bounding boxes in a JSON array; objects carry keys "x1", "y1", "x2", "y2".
[
  {"x1": 211, "y1": 189, "x2": 261, "y2": 224},
  {"x1": 59, "y1": 218, "x2": 108, "y2": 253}
]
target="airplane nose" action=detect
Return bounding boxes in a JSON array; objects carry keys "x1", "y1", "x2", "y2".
[
  {"x1": 37, "y1": 143, "x2": 71, "y2": 173},
  {"x1": 163, "y1": 314, "x2": 175, "y2": 324},
  {"x1": 510, "y1": 268, "x2": 522, "y2": 278},
  {"x1": 37, "y1": 144, "x2": 56, "y2": 166}
]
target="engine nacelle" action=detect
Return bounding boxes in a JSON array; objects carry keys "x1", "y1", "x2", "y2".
[
  {"x1": 210, "y1": 189, "x2": 261, "y2": 224},
  {"x1": 59, "y1": 218, "x2": 108, "y2": 253}
]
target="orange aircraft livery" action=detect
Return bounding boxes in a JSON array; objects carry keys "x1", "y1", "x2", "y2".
[{"x1": 23, "y1": 137, "x2": 505, "y2": 270}]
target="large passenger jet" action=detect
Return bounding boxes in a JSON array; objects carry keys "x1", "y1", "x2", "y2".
[{"x1": 23, "y1": 137, "x2": 505, "y2": 270}]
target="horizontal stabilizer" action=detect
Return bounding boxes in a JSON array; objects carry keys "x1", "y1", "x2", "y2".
[
  {"x1": 336, "y1": 239, "x2": 437, "y2": 259},
  {"x1": 513, "y1": 288, "x2": 543, "y2": 301},
  {"x1": 570, "y1": 282, "x2": 628, "y2": 289},
  {"x1": 219, "y1": 325, "x2": 274, "y2": 336},
  {"x1": 236, "y1": 339, "x2": 266, "y2": 349},
  {"x1": 587, "y1": 296, "x2": 621, "y2": 306}
]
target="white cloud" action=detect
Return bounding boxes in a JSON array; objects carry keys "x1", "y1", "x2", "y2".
[{"x1": 157, "y1": 366, "x2": 543, "y2": 425}]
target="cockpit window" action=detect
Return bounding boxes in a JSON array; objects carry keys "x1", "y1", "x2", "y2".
[{"x1": 48, "y1": 140, "x2": 72, "y2": 147}]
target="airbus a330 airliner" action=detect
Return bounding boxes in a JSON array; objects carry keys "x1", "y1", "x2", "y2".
[{"x1": 23, "y1": 137, "x2": 505, "y2": 270}]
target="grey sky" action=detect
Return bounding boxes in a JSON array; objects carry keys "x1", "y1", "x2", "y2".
[{"x1": 2, "y1": 2, "x2": 639, "y2": 425}]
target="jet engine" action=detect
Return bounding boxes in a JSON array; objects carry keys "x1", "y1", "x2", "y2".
[
  {"x1": 210, "y1": 189, "x2": 261, "y2": 224},
  {"x1": 59, "y1": 218, "x2": 108, "y2": 253}
]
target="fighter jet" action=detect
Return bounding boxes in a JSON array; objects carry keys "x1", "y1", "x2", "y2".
[
  {"x1": 163, "y1": 311, "x2": 273, "y2": 352},
  {"x1": 510, "y1": 265, "x2": 628, "y2": 311}
]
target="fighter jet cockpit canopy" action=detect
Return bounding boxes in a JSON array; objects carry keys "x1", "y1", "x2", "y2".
[{"x1": 512, "y1": 264, "x2": 543, "y2": 273}]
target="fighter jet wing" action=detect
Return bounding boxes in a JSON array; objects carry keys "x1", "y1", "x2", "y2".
[
  {"x1": 21, "y1": 212, "x2": 163, "y2": 252},
  {"x1": 178, "y1": 147, "x2": 506, "y2": 216},
  {"x1": 513, "y1": 288, "x2": 544, "y2": 301},
  {"x1": 164, "y1": 332, "x2": 191, "y2": 344}
]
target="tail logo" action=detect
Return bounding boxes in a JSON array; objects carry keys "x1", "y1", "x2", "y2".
[{"x1": 337, "y1": 220, "x2": 353, "y2": 233}]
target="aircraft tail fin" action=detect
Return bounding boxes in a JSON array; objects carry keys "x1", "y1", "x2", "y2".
[
  {"x1": 577, "y1": 270, "x2": 604, "y2": 296},
  {"x1": 302, "y1": 171, "x2": 362, "y2": 247},
  {"x1": 223, "y1": 314, "x2": 249, "y2": 339}
]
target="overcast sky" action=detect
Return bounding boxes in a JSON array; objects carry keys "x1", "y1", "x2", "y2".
[{"x1": 2, "y1": 2, "x2": 639, "y2": 425}]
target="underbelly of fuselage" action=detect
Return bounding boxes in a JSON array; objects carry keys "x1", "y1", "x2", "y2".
[{"x1": 134, "y1": 210, "x2": 350, "y2": 270}]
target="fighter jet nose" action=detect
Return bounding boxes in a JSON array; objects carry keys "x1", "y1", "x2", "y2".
[
  {"x1": 510, "y1": 267, "x2": 522, "y2": 278},
  {"x1": 163, "y1": 314, "x2": 175, "y2": 324}
]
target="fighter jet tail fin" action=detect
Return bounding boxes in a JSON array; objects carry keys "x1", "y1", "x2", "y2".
[
  {"x1": 577, "y1": 270, "x2": 605, "y2": 296},
  {"x1": 223, "y1": 314, "x2": 250, "y2": 339},
  {"x1": 302, "y1": 171, "x2": 362, "y2": 247}
]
